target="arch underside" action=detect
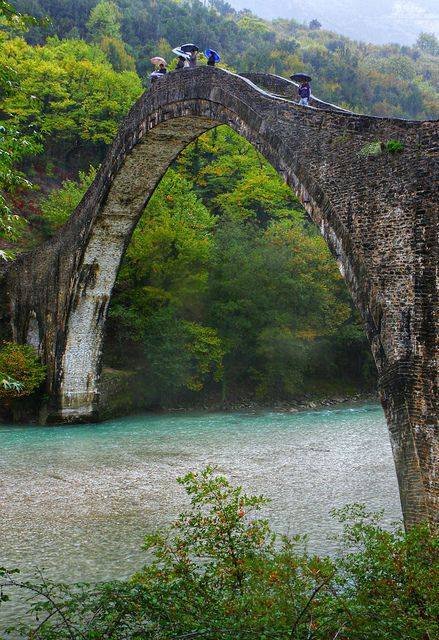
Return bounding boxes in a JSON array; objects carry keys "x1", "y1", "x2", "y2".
[
  {"x1": 57, "y1": 105, "x2": 364, "y2": 422},
  {"x1": 60, "y1": 116, "x2": 218, "y2": 419},
  {"x1": 4, "y1": 69, "x2": 437, "y2": 526}
]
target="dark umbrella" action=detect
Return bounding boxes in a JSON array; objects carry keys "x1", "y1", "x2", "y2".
[
  {"x1": 290, "y1": 73, "x2": 312, "y2": 82},
  {"x1": 180, "y1": 43, "x2": 199, "y2": 52},
  {"x1": 205, "y1": 49, "x2": 220, "y2": 62}
]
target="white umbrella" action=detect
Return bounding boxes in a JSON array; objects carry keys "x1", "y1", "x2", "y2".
[{"x1": 172, "y1": 47, "x2": 190, "y2": 59}]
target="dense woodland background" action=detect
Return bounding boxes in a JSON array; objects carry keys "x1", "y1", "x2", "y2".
[{"x1": 1, "y1": 0, "x2": 438, "y2": 408}]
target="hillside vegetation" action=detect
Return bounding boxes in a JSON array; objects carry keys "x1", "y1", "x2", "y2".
[{"x1": 14, "y1": 0, "x2": 439, "y2": 118}]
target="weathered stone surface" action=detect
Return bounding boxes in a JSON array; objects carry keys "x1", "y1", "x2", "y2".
[{"x1": 1, "y1": 67, "x2": 438, "y2": 527}]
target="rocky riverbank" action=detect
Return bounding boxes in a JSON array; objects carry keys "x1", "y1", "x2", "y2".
[
  {"x1": 98, "y1": 368, "x2": 378, "y2": 419},
  {"x1": 164, "y1": 392, "x2": 379, "y2": 414}
]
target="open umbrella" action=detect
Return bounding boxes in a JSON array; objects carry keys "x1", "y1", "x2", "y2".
[
  {"x1": 172, "y1": 47, "x2": 191, "y2": 59},
  {"x1": 204, "y1": 49, "x2": 220, "y2": 62},
  {"x1": 180, "y1": 43, "x2": 199, "y2": 52},
  {"x1": 290, "y1": 73, "x2": 312, "y2": 82},
  {"x1": 150, "y1": 56, "x2": 167, "y2": 66}
]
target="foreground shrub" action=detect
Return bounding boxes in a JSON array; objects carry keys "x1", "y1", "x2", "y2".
[
  {"x1": 1, "y1": 467, "x2": 437, "y2": 639},
  {"x1": 0, "y1": 342, "x2": 46, "y2": 400}
]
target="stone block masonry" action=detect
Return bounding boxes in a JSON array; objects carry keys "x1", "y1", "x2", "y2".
[{"x1": 1, "y1": 67, "x2": 437, "y2": 528}]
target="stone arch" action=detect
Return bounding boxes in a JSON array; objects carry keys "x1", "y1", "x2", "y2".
[{"x1": 4, "y1": 68, "x2": 438, "y2": 526}]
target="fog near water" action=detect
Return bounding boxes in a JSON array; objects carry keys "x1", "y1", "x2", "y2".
[{"x1": 229, "y1": 0, "x2": 439, "y2": 45}]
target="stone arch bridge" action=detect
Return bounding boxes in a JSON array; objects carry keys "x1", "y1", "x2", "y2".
[{"x1": 1, "y1": 67, "x2": 438, "y2": 527}]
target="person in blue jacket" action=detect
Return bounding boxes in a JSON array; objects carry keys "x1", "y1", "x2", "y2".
[{"x1": 298, "y1": 80, "x2": 311, "y2": 106}]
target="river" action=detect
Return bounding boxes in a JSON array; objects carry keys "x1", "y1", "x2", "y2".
[{"x1": 0, "y1": 403, "x2": 402, "y2": 629}]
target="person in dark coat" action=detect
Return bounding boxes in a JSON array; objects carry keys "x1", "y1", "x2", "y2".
[
  {"x1": 176, "y1": 56, "x2": 186, "y2": 69},
  {"x1": 157, "y1": 63, "x2": 167, "y2": 74},
  {"x1": 298, "y1": 81, "x2": 311, "y2": 106},
  {"x1": 188, "y1": 50, "x2": 197, "y2": 68},
  {"x1": 207, "y1": 52, "x2": 216, "y2": 66}
]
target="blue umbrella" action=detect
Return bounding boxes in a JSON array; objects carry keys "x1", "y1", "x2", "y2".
[{"x1": 205, "y1": 49, "x2": 220, "y2": 62}]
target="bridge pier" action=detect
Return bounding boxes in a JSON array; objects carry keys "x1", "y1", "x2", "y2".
[{"x1": 379, "y1": 361, "x2": 438, "y2": 527}]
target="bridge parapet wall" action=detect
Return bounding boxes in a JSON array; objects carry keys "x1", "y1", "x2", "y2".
[{"x1": 243, "y1": 72, "x2": 351, "y2": 112}]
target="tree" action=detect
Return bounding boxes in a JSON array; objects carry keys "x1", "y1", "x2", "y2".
[
  {"x1": 0, "y1": 119, "x2": 41, "y2": 259},
  {"x1": 107, "y1": 169, "x2": 223, "y2": 403},
  {"x1": 309, "y1": 18, "x2": 322, "y2": 30},
  {"x1": 0, "y1": 35, "x2": 142, "y2": 150},
  {"x1": 0, "y1": 1, "x2": 42, "y2": 259},
  {"x1": 99, "y1": 35, "x2": 136, "y2": 71},
  {"x1": 86, "y1": 0, "x2": 121, "y2": 41},
  {"x1": 416, "y1": 32, "x2": 439, "y2": 56},
  {"x1": 40, "y1": 166, "x2": 97, "y2": 234},
  {"x1": 204, "y1": 216, "x2": 351, "y2": 400}
]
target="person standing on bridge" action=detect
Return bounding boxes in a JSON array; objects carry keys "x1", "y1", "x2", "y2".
[
  {"x1": 291, "y1": 73, "x2": 312, "y2": 107},
  {"x1": 298, "y1": 80, "x2": 311, "y2": 106},
  {"x1": 205, "y1": 49, "x2": 221, "y2": 66},
  {"x1": 188, "y1": 49, "x2": 198, "y2": 68},
  {"x1": 176, "y1": 55, "x2": 188, "y2": 69}
]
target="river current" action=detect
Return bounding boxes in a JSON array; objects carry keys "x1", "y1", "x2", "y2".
[{"x1": 0, "y1": 403, "x2": 402, "y2": 628}]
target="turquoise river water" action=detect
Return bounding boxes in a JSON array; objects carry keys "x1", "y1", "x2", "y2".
[{"x1": 0, "y1": 403, "x2": 402, "y2": 629}]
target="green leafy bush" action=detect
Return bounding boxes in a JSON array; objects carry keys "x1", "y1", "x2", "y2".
[
  {"x1": 358, "y1": 141, "x2": 383, "y2": 157},
  {"x1": 0, "y1": 341, "x2": 46, "y2": 399},
  {"x1": 386, "y1": 139, "x2": 404, "y2": 153},
  {"x1": 359, "y1": 139, "x2": 405, "y2": 158},
  {"x1": 1, "y1": 467, "x2": 437, "y2": 639}
]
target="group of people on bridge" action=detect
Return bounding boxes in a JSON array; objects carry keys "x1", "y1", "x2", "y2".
[
  {"x1": 150, "y1": 44, "x2": 312, "y2": 107},
  {"x1": 149, "y1": 43, "x2": 219, "y2": 83}
]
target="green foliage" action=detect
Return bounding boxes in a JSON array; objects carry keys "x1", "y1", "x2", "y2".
[
  {"x1": 359, "y1": 141, "x2": 383, "y2": 157},
  {"x1": 0, "y1": 3, "x2": 44, "y2": 258},
  {"x1": 0, "y1": 34, "x2": 142, "y2": 147},
  {"x1": 0, "y1": 0, "x2": 43, "y2": 30},
  {"x1": 416, "y1": 32, "x2": 439, "y2": 56},
  {"x1": 359, "y1": 139, "x2": 404, "y2": 157},
  {"x1": 1, "y1": 468, "x2": 438, "y2": 638},
  {"x1": 206, "y1": 218, "x2": 351, "y2": 399},
  {"x1": 99, "y1": 35, "x2": 135, "y2": 71},
  {"x1": 386, "y1": 139, "x2": 404, "y2": 153},
  {"x1": 0, "y1": 341, "x2": 46, "y2": 399},
  {"x1": 330, "y1": 504, "x2": 439, "y2": 639},
  {"x1": 86, "y1": 0, "x2": 121, "y2": 41},
  {"x1": 40, "y1": 165, "x2": 96, "y2": 233},
  {"x1": 107, "y1": 169, "x2": 223, "y2": 404}
]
